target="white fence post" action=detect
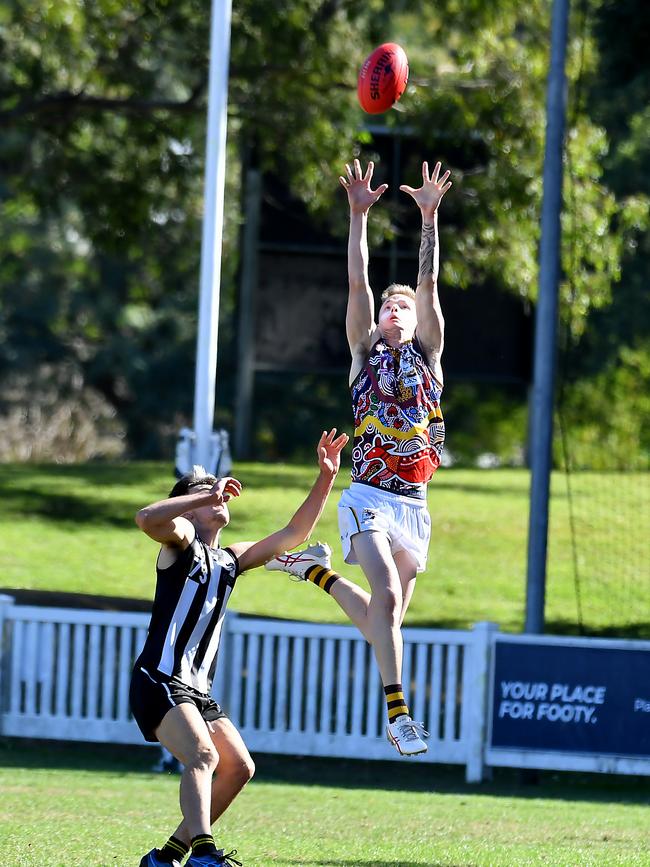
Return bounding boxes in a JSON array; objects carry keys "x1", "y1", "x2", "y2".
[
  {"x1": 2, "y1": 603, "x2": 650, "y2": 780},
  {"x1": 464, "y1": 621, "x2": 499, "y2": 783},
  {"x1": 0, "y1": 594, "x2": 16, "y2": 735}
]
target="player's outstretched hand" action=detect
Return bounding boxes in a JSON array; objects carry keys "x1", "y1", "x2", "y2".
[
  {"x1": 317, "y1": 428, "x2": 349, "y2": 477},
  {"x1": 339, "y1": 159, "x2": 388, "y2": 215},
  {"x1": 209, "y1": 476, "x2": 242, "y2": 503},
  {"x1": 400, "y1": 160, "x2": 452, "y2": 221}
]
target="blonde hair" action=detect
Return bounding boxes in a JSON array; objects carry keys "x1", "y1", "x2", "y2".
[{"x1": 380, "y1": 283, "x2": 416, "y2": 303}]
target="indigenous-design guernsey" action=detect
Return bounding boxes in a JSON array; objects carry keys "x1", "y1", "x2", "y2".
[
  {"x1": 351, "y1": 335, "x2": 444, "y2": 499},
  {"x1": 135, "y1": 535, "x2": 239, "y2": 695}
]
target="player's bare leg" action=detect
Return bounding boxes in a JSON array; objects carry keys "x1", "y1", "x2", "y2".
[
  {"x1": 266, "y1": 536, "x2": 428, "y2": 755},
  {"x1": 170, "y1": 718, "x2": 251, "y2": 865},
  {"x1": 349, "y1": 530, "x2": 404, "y2": 685},
  {"x1": 155, "y1": 704, "x2": 218, "y2": 839},
  {"x1": 393, "y1": 548, "x2": 418, "y2": 626}
]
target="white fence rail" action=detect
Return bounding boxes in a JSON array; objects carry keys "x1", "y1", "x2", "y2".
[
  {"x1": 0, "y1": 595, "x2": 492, "y2": 781},
  {"x1": 0, "y1": 601, "x2": 149, "y2": 745},
  {"x1": 213, "y1": 615, "x2": 493, "y2": 780},
  {"x1": 3, "y1": 595, "x2": 648, "y2": 781}
]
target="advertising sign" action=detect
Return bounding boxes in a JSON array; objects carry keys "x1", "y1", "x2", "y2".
[{"x1": 490, "y1": 640, "x2": 650, "y2": 757}]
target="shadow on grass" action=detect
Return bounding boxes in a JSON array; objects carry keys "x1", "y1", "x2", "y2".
[
  {"x1": 234, "y1": 467, "x2": 328, "y2": 492},
  {"x1": 0, "y1": 587, "x2": 153, "y2": 612},
  {"x1": 0, "y1": 488, "x2": 139, "y2": 528},
  {"x1": 3, "y1": 589, "x2": 648, "y2": 639},
  {"x1": 431, "y1": 481, "x2": 528, "y2": 498},
  {"x1": 0, "y1": 464, "x2": 330, "y2": 527},
  {"x1": 544, "y1": 619, "x2": 650, "y2": 640},
  {"x1": 0, "y1": 462, "x2": 172, "y2": 529},
  {"x1": 1, "y1": 740, "x2": 648, "y2": 808},
  {"x1": 254, "y1": 754, "x2": 650, "y2": 806},
  {"x1": 0, "y1": 462, "x2": 165, "y2": 486}
]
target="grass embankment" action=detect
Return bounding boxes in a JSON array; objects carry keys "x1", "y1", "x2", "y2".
[{"x1": 0, "y1": 461, "x2": 646, "y2": 634}]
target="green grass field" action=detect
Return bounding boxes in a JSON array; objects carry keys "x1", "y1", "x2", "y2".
[
  {"x1": 1, "y1": 740, "x2": 649, "y2": 867},
  {"x1": 0, "y1": 462, "x2": 648, "y2": 865},
  {"x1": 0, "y1": 461, "x2": 647, "y2": 634}
]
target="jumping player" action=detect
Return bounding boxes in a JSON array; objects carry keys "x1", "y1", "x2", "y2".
[
  {"x1": 131, "y1": 429, "x2": 348, "y2": 867},
  {"x1": 266, "y1": 159, "x2": 451, "y2": 757}
]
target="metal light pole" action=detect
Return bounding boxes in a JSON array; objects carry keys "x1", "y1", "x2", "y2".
[
  {"x1": 525, "y1": 0, "x2": 570, "y2": 633},
  {"x1": 176, "y1": 0, "x2": 233, "y2": 476}
]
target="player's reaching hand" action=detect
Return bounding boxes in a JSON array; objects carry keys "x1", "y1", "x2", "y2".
[
  {"x1": 208, "y1": 476, "x2": 242, "y2": 503},
  {"x1": 317, "y1": 428, "x2": 349, "y2": 478},
  {"x1": 400, "y1": 160, "x2": 452, "y2": 222},
  {"x1": 339, "y1": 159, "x2": 388, "y2": 215}
]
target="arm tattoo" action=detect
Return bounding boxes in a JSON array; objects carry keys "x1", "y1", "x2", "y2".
[{"x1": 417, "y1": 222, "x2": 437, "y2": 287}]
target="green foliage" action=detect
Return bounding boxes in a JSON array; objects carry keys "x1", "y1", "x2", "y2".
[
  {"x1": 0, "y1": 0, "x2": 648, "y2": 460},
  {"x1": 557, "y1": 342, "x2": 650, "y2": 470},
  {"x1": 0, "y1": 0, "x2": 386, "y2": 457},
  {"x1": 444, "y1": 382, "x2": 528, "y2": 467}
]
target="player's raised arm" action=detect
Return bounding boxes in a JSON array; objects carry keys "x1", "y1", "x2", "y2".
[
  {"x1": 135, "y1": 477, "x2": 242, "y2": 547},
  {"x1": 230, "y1": 429, "x2": 348, "y2": 573},
  {"x1": 339, "y1": 159, "x2": 387, "y2": 384},
  {"x1": 400, "y1": 160, "x2": 452, "y2": 386}
]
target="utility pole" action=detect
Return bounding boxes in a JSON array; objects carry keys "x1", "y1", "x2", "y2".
[
  {"x1": 176, "y1": 0, "x2": 233, "y2": 476},
  {"x1": 525, "y1": 0, "x2": 570, "y2": 633}
]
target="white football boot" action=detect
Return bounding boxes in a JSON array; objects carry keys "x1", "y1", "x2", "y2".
[
  {"x1": 386, "y1": 714, "x2": 429, "y2": 756},
  {"x1": 264, "y1": 541, "x2": 332, "y2": 580}
]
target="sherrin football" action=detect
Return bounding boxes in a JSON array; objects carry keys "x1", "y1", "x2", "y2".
[{"x1": 357, "y1": 43, "x2": 409, "y2": 114}]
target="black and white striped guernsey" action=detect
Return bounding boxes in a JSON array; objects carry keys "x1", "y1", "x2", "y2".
[{"x1": 135, "y1": 532, "x2": 239, "y2": 695}]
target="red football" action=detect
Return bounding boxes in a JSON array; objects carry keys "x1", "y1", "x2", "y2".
[{"x1": 357, "y1": 43, "x2": 409, "y2": 114}]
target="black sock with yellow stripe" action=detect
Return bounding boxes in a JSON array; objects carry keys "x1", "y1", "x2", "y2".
[
  {"x1": 158, "y1": 836, "x2": 189, "y2": 864},
  {"x1": 304, "y1": 563, "x2": 340, "y2": 594},
  {"x1": 384, "y1": 683, "x2": 410, "y2": 723},
  {"x1": 191, "y1": 834, "x2": 218, "y2": 857}
]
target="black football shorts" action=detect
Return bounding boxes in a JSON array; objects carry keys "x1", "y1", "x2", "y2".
[{"x1": 129, "y1": 666, "x2": 228, "y2": 742}]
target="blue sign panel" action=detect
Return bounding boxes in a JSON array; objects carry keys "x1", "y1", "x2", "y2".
[{"x1": 490, "y1": 641, "x2": 650, "y2": 757}]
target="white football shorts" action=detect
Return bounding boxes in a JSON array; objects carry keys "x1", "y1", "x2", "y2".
[{"x1": 337, "y1": 482, "x2": 431, "y2": 573}]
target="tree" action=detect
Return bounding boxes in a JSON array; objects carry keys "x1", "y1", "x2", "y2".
[
  {"x1": 0, "y1": 0, "x2": 646, "y2": 461},
  {"x1": 0, "y1": 0, "x2": 370, "y2": 455}
]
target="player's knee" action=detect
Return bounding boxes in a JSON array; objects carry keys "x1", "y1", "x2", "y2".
[
  {"x1": 373, "y1": 587, "x2": 400, "y2": 623},
  {"x1": 227, "y1": 753, "x2": 255, "y2": 787},
  {"x1": 190, "y1": 743, "x2": 219, "y2": 774},
  {"x1": 240, "y1": 754, "x2": 255, "y2": 784}
]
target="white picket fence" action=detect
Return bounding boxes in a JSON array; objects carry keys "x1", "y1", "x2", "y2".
[{"x1": 0, "y1": 595, "x2": 493, "y2": 782}]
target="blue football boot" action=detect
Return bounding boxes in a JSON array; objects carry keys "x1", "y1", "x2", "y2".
[
  {"x1": 139, "y1": 849, "x2": 181, "y2": 867},
  {"x1": 186, "y1": 849, "x2": 242, "y2": 866}
]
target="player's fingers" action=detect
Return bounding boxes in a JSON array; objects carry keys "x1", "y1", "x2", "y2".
[
  {"x1": 345, "y1": 163, "x2": 354, "y2": 180},
  {"x1": 422, "y1": 161, "x2": 430, "y2": 183},
  {"x1": 438, "y1": 169, "x2": 451, "y2": 186},
  {"x1": 364, "y1": 161, "x2": 374, "y2": 181},
  {"x1": 333, "y1": 433, "x2": 349, "y2": 449},
  {"x1": 399, "y1": 184, "x2": 416, "y2": 195},
  {"x1": 432, "y1": 161, "x2": 442, "y2": 182},
  {"x1": 338, "y1": 176, "x2": 349, "y2": 188},
  {"x1": 223, "y1": 479, "x2": 242, "y2": 499},
  {"x1": 441, "y1": 181, "x2": 452, "y2": 194},
  {"x1": 353, "y1": 158, "x2": 362, "y2": 178}
]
